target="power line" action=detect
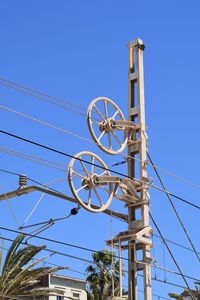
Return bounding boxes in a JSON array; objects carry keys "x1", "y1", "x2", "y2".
[
  {"x1": 153, "y1": 233, "x2": 200, "y2": 256},
  {"x1": 0, "y1": 167, "x2": 127, "y2": 224},
  {"x1": 20, "y1": 207, "x2": 79, "y2": 230},
  {"x1": 0, "y1": 226, "x2": 199, "y2": 284},
  {"x1": 0, "y1": 77, "x2": 86, "y2": 111},
  {"x1": 0, "y1": 182, "x2": 20, "y2": 227},
  {"x1": 0, "y1": 80, "x2": 88, "y2": 117},
  {"x1": 0, "y1": 243, "x2": 69, "y2": 270},
  {"x1": 0, "y1": 146, "x2": 126, "y2": 173},
  {"x1": 0, "y1": 233, "x2": 196, "y2": 296},
  {"x1": 0, "y1": 234, "x2": 191, "y2": 291},
  {"x1": 0, "y1": 146, "x2": 68, "y2": 168},
  {"x1": 0, "y1": 104, "x2": 96, "y2": 145},
  {"x1": 0, "y1": 103, "x2": 150, "y2": 167},
  {"x1": 148, "y1": 152, "x2": 200, "y2": 264},
  {"x1": 0, "y1": 138, "x2": 198, "y2": 290},
  {"x1": 2, "y1": 145, "x2": 200, "y2": 216},
  {"x1": 1, "y1": 129, "x2": 200, "y2": 213},
  {"x1": 0, "y1": 168, "x2": 66, "y2": 194},
  {"x1": 0, "y1": 236, "x2": 187, "y2": 293},
  {"x1": 0, "y1": 234, "x2": 95, "y2": 265},
  {"x1": 150, "y1": 213, "x2": 195, "y2": 300},
  {"x1": 2, "y1": 77, "x2": 200, "y2": 194},
  {"x1": 0, "y1": 147, "x2": 67, "y2": 173},
  {"x1": 2, "y1": 166, "x2": 200, "y2": 261},
  {"x1": 0, "y1": 103, "x2": 143, "y2": 169},
  {"x1": 3, "y1": 99, "x2": 200, "y2": 200}
]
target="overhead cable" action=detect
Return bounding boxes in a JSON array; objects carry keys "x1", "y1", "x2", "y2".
[
  {"x1": 0, "y1": 235, "x2": 190, "y2": 291},
  {"x1": 0, "y1": 236, "x2": 186, "y2": 294},
  {"x1": 1, "y1": 77, "x2": 200, "y2": 192},
  {"x1": 4, "y1": 100, "x2": 200, "y2": 196},
  {"x1": 0, "y1": 226, "x2": 199, "y2": 284},
  {"x1": 150, "y1": 213, "x2": 195, "y2": 300},
  {"x1": 0, "y1": 78, "x2": 85, "y2": 111},
  {"x1": 1, "y1": 129, "x2": 200, "y2": 212},
  {"x1": 148, "y1": 152, "x2": 200, "y2": 263},
  {"x1": 0, "y1": 103, "x2": 146, "y2": 165},
  {"x1": 153, "y1": 233, "x2": 200, "y2": 256},
  {"x1": 0, "y1": 182, "x2": 20, "y2": 227},
  {"x1": 2, "y1": 167, "x2": 200, "y2": 260}
]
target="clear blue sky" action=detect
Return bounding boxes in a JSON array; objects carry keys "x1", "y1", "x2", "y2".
[{"x1": 0, "y1": 1, "x2": 200, "y2": 298}]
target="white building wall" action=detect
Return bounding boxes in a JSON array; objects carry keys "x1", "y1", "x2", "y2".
[{"x1": 49, "y1": 275, "x2": 87, "y2": 300}]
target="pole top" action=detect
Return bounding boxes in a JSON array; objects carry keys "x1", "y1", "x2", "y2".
[{"x1": 128, "y1": 38, "x2": 145, "y2": 50}]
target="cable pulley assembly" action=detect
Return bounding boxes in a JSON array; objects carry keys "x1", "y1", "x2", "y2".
[{"x1": 87, "y1": 97, "x2": 140, "y2": 155}]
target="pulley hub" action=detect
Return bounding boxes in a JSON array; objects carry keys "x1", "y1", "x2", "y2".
[
  {"x1": 81, "y1": 174, "x2": 100, "y2": 190},
  {"x1": 98, "y1": 118, "x2": 116, "y2": 133}
]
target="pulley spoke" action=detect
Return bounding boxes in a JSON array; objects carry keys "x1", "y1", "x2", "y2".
[
  {"x1": 80, "y1": 158, "x2": 89, "y2": 176},
  {"x1": 91, "y1": 120, "x2": 101, "y2": 125},
  {"x1": 94, "y1": 105, "x2": 105, "y2": 121},
  {"x1": 97, "y1": 130, "x2": 105, "y2": 141},
  {"x1": 104, "y1": 100, "x2": 109, "y2": 119},
  {"x1": 72, "y1": 170, "x2": 85, "y2": 179},
  {"x1": 93, "y1": 187, "x2": 103, "y2": 206},
  {"x1": 88, "y1": 189, "x2": 92, "y2": 206},
  {"x1": 111, "y1": 130, "x2": 122, "y2": 146},
  {"x1": 98, "y1": 169, "x2": 107, "y2": 177},
  {"x1": 108, "y1": 131, "x2": 112, "y2": 149},
  {"x1": 112, "y1": 110, "x2": 119, "y2": 120},
  {"x1": 76, "y1": 184, "x2": 88, "y2": 193},
  {"x1": 91, "y1": 156, "x2": 95, "y2": 175}
]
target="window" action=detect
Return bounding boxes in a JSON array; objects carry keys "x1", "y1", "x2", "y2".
[
  {"x1": 72, "y1": 292, "x2": 80, "y2": 299},
  {"x1": 56, "y1": 296, "x2": 64, "y2": 300}
]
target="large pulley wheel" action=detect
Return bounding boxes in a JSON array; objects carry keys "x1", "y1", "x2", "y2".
[
  {"x1": 87, "y1": 97, "x2": 128, "y2": 155},
  {"x1": 68, "y1": 151, "x2": 114, "y2": 213}
]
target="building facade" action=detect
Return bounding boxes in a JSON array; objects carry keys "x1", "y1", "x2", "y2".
[{"x1": 49, "y1": 274, "x2": 87, "y2": 300}]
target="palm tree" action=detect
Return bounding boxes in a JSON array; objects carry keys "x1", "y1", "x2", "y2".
[
  {"x1": 0, "y1": 234, "x2": 66, "y2": 300},
  {"x1": 169, "y1": 282, "x2": 200, "y2": 300},
  {"x1": 86, "y1": 250, "x2": 122, "y2": 300}
]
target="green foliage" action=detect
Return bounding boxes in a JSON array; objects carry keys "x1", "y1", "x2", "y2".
[
  {"x1": 169, "y1": 282, "x2": 200, "y2": 300},
  {"x1": 168, "y1": 293, "x2": 184, "y2": 300},
  {"x1": 86, "y1": 249, "x2": 123, "y2": 300},
  {"x1": 0, "y1": 234, "x2": 66, "y2": 300}
]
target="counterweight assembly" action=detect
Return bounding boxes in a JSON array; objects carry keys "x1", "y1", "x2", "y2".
[{"x1": 68, "y1": 37, "x2": 152, "y2": 300}]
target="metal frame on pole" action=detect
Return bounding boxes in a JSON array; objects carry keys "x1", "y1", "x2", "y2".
[{"x1": 128, "y1": 38, "x2": 152, "y2": 300}]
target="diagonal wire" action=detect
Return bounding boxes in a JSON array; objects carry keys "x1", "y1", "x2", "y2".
[
  {"x1": 24, "y1": 223, "x2": 55, "y2": 243},
  {"x1": 0, "y1": 79, "x2": 86, "y2": 111},
  {"x1": 2, "y1": 130, "x2": 200, "y2": 215},
  {"x1": 0, "y1": 183, "x2": 20, "y2": 227},
  {"x1": 2, "y1": 77, "x2": 200, "y2": 193},
  {"x1": 148, "y1": 152, "x2": 200, "y2": 263},
  {"x1": 22, "y1": 193, "x2": 45, "y2": 226},
  {"x1": 0, "y1": 104, "x2": 95, "y2": 145},
  {"x1": 150, "y1": 213, "x2": 195, "y2": 300},
  {"x1": 0, "y1": 237, "x2": 187, "y2": 296}
]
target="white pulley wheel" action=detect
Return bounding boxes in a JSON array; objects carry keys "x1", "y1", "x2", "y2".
[
  {"x1": 68, "y1": 151, "x2": 114, "y2": 213},
  {"x1": 87, "y1": 97, "x2": 128, "y2": 155}
]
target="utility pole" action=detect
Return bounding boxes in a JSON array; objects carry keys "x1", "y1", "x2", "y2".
[
  {"x1": 0, "y1": 37, "x2": 152, "y2": 300},
  {"x1": 127, "y1": 38, "x2": 152, "y2": 300}
]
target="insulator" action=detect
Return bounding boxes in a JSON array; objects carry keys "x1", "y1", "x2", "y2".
[{"x1": 19, "y1": 174, "x2": 27, "y2": 188}]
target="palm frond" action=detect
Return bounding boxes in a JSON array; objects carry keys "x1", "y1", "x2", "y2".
[
  {"x1": 2, "y1": 234, "x2": 25, "y2": 274},
  {"x1": 0, "y1": 239, "x2": 3, "y2": 276},
  {"x1": 169, "y1": 293, "x2": 183, "y2": 300},
  {"x1": 3, "y1": 264, "x2": 65, "y2": 295},
  {"x1": 9, "y1": 287, "x2": 64, "y2": 297},
  {"x1": 1, "y1": 244, "x2": 46, "y2": 286}
]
